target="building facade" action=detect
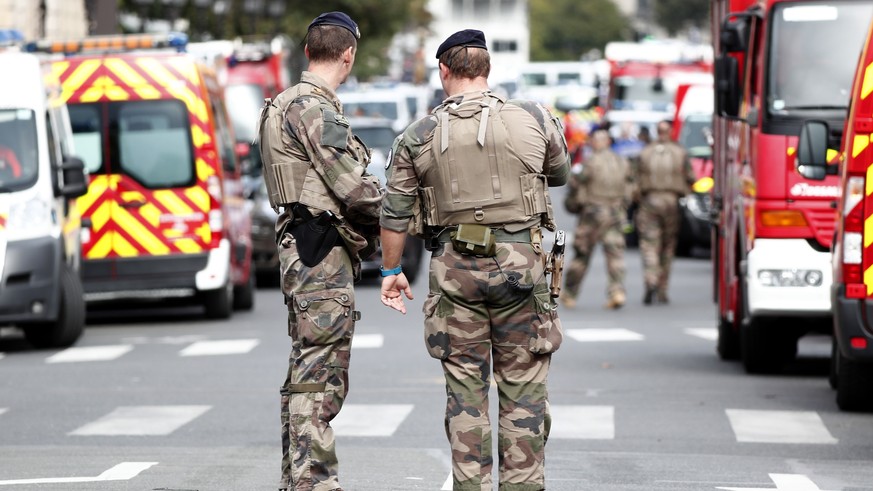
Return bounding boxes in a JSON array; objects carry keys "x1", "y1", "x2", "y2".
[{"x1": 0, "y1": 0, "x2": 88, "y2": 41}]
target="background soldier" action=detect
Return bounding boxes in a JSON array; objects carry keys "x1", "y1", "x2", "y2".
[
  {"x1": 560, "y1": 129, "x2": 633, "y2": 310},
  {"x1": 267, "y1": 12, "x2": 383, "y2": 491},
  {"x1": 635, "y1": 120, "x2": 696, "y2": 305},
  {"x1": 378, "y1": 29, "x2": 570, "y2": 491}
]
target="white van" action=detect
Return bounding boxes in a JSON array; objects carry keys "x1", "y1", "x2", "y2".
[{"x1": 0, "y1": 47, "x2": 89, "y2": 348}]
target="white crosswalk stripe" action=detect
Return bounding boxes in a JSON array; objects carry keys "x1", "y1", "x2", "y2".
[
  {"x1": 0, "y1": 353, "x2": 5, "y2": 361},
  {"x1": 179, "y1": 339, "x2": 260, "y2": 357},
  {"x1": 331, "y1": 404, "x2": 414, "y2": 437},
  {"x1": 352, "y1": 333, "x2": 384, "y2": 349},
  {"x1": 726, "y1": 409, "x2": 838, "y2": 444},
  {"x1": 69, "y1": 405, "x2": 211, "y2": 436},
  {"x1": 685, "y1": 328, "x2": 718, "y2": 341},
  {"x1": 566, "y1": 328, "x2": 645, "y2": 342},
  {"x1": 550, "y1": 405, "x2": 615, "y2": 439},
  {"x1": 0, "y1": 408, "x2": 7, "y2": 417},
  {"x1": 46, "y1": 345, "x2": 133, "y2": 363}
]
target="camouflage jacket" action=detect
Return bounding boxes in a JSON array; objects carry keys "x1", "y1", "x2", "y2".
[
  {"x1": 637, "y1": 140, "x2": 695, "y2": 196},
  {"x1": 380, "y1": 90, "x2": 570, "y2": 233},
  {"x1": 276, "y1": 71, "x2": 383, "y2": 260}
]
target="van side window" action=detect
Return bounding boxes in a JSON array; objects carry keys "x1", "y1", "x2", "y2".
[
  {"x1": 0, "y1": 109, "x2": 38, "y2": 188},
  {"x1": 114, "y1": 100, "x2": 195, "y2": 188},
  {"x1": 68, "y1": 104, "x2": 104, "y2": 174}
]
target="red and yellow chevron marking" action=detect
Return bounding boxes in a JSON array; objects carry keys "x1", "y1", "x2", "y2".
[
  {"x1": 0, "y1": 212, "x2": 6, "y2": 233},
  {"x1": 58, "y1": 53, "x2": 223, "y2": 261},
  {"x1": 77, "y1": 173, "x2": 212, "y2": 259},
  {"x1": 853, "y1": 28, "x2": 873, "y2": 296}
]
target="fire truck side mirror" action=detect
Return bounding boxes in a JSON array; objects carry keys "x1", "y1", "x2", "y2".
[
  {"x1": 796, "y1": 120, "x2": 830, "y2": 181},
  {"x1": 720, "y1": 16, "x2": 750, "y2": 54},
  {"x1": 715, "y1": 56, "x2": 741, "y2": 118}
]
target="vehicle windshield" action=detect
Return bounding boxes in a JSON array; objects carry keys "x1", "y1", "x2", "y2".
[
  {"x1": 355, "y1": 126, "x2": 397, "y2": 153},
  {"x1": 69, "y1": 100, "x2": 194, "y2": 188},
  {"x1": 0, "y1": 108, "x2": 38, "y2": 192},
  {"x1": 225, "y1": 83, "x2": 263, "y2": 143},
  {"x1": 613, "y1": 76, "x2": 676, "y2": 110},
  {"x1": 678, "y1": 116, "x2": 712, "y2": 158},
  {"x1": 768, "y1": 2, "x2": 873, "y2": 114}
]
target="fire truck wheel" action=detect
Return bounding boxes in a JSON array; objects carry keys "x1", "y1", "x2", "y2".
[
  {"x1": 23, "y1": 264, "x2": 85, "y2": 349},
  {"x1": 829, "y1": 338, "x2": 839, "y2": 390},
  {"x1": 233, "y1": 272, "x2": 255, "y2": 311},
  {"x1": 203, "y1": 282, "x2": 233, "y2": 319},
  {"x1": 836, "y1": 353, "x2": 873, "y2": 412},
  {"x1": 717, "y1": 315, "x2": 741, "y2": 360}
]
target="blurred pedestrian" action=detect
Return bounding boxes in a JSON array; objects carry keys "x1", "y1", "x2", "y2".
[
  {"x1": 378, "y1": 29, "x2": 570, "y2": 491},
  {"x1": 635, "y1": 120, "x2": 696, "y2": 305},
  {"x1": 560, "y1": 129, "x2": 633, "y2": 310},
  {"x1": 269, "y1": 11, "x2": 383, "y2": 491}
]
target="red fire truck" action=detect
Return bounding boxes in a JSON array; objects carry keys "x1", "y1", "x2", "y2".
[{"x1": 711, "y1": 0, "x2": 873, "y2": 373}]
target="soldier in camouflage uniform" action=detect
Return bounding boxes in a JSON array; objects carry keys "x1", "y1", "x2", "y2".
[
  {"x1": 560, "y1": 129, "x2": 633, "y2": 310},
  {"x1": 271, "y1": 12, "x2": 382, "y2": 491},
  {"x1": 378, "y1": 30, "x2": 570, "y2": 491},
  {"x1": 635, "y1": 120, "x2": 695, "y2": 305}
]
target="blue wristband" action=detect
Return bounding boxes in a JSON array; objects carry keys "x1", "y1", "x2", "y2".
[{"x1": 380, "y1": 265, "x2": 403, "y2": 277}]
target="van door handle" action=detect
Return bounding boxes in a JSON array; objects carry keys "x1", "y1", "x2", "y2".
[{"x1": 120, "y1": 199, "x2": 146, "y2": 209}]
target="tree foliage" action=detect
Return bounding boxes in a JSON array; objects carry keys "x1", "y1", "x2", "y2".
[
  {"x1": 117, "y1": 0, "x2": 431, "y2": 80},
  {"x1": 529, "y1": 0, "x2": 631, "y2": 61},
  {"x1": 653, "y1": 0, "x2": 710, "y2": 36}
]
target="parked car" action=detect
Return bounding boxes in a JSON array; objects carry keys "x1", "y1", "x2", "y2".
[
  {"x1": 249, "y1": 179, "x2": 279, "y2": 286},
  {"x1": 350, "y1": 117, "x2": 425, "y2": 284},
  {"x1": 676, "y1": 112, "x2": 714, "y2": 257}
]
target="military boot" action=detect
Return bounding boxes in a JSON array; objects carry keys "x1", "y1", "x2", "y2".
[
  {"x1": 657, "y1": 290, "x2": 670, "y2": 304},
  {"x1": 605, "y1": 291, "x2": 626, "y2": 310},
  {"x1": 643, "y1": 286, "x2": 656, "y2": 305}
]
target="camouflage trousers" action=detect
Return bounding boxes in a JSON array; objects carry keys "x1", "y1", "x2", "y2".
[
  {"x1": 563, "y1": 203, "x2": 627, "y2": 299},
  {"x1": 278, "y1": 234, "x2": 356, "y2": 491},
  {"x1": 636, "y1": 191, "x2": 680, "y2": 293},
  {"x1": 423, "y1": 241, "x2": 562, "y2": 491}
]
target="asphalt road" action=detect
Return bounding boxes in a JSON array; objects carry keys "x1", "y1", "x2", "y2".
[{"x1": 2, "y1": 209, "x2": 873, "y2": 490}]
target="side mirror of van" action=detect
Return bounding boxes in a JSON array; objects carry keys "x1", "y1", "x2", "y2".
[
  {"x1": 58, "y1": 156, "x2": 88, "y2": 198},
  {"x1": 796, "y1": 120, "x2": 830, "y2": 181}
]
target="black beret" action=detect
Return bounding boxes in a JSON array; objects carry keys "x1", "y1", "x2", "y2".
[
  {"x1": 308, "y1": 11, "x2": 360, "y2": 40},
  {"x1": 435, "y1": 29, "x2": 487, "y2": 59}
]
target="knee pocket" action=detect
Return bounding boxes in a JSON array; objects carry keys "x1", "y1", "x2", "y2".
[{"x1": 530, "y1": 290, "x2": 562, "y2": 354}]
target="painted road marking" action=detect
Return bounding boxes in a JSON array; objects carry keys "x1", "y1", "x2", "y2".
[
  {"x1": 550, "y1": 405, "x2": 615, "y2": 439},
  {"x1": 567, "y1": 328, "x2": 644, "y2": 342},
  {"x1": 0, "y1": 462, "x2": 157, "y2": 486},
  {"x1": 685, "y1": 328, "x2": 718, "y2": 341},
  {"x1": 441, "y1": 472, "x2": 452, "y2": 490},
  {"x1": 331, "y1": 404, "x2": 413, "y2": 437},
  {"x1": 352, "y1": 333, "x2": 384, "y2": 349},
  {"x1": 46, "y1": 345, "x2": 133, "y2": 363},
  {"x1": 0, "y1": 353, "x2": 5, "y2": 361},
  {"x1": 0, "y1": 408, "x2": 7, "y2": 417},
  {"x1": 716, "y1": 473, "x2": 837, "y2": 490},
  {"x1": 69, "y1": 405, "x2": 211, "y2": 436},
  {"x1": 179, "y1": 339, "x2": 259, "y2": 356},
  {"x1": 726, "y1": 409, "x2": 838, "y2": 444}
]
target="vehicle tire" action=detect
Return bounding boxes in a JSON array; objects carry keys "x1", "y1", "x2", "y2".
[
  {"x1": 829, "y1": 337, "x2": 839, "y2": 390},
  {"x1": 203, "y1": 282, "x2": 232, "y2": 319},
  {"x1": 836, "y1": 351, "x2": 873, "y2": 411},
  {"x1": 717, "y1": 315, "x2": 741, "y2": 360},
  {"x1": 233, "y1": 271, "x2": 255, "y2": 311},
  {"x1": 23, "y1": 264, "x2": 85, "y2": 349}
]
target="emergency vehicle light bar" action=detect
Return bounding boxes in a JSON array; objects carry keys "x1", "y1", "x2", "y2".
[
  {"x1": 0, "y1": 29, "x2": 24, "y2": 47},
  {"x1": 25, "y1": 32, "x2": 188, "y2": 55}
]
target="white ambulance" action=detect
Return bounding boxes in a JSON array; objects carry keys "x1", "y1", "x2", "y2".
[{"x1": 0, "y1": 35, "x2": 88, "y2": 348}]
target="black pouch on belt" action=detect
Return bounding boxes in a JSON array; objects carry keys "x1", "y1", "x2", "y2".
[{"x1": 287, "y1": 205, "x2": 340, "y2": 267}]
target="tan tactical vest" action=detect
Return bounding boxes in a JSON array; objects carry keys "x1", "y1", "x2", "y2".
[
  {"x1": 580, "y1": 150, "x2": 630, "y2": 205},
  {"x1": 638, "y1": 142, "x2": 688, "y2": 195},
  {"x1": 257, "y1": 84, "x2": 361, "y2": 215},
  {"x1": 418, "y1": 93, "x2": 555, "y2": 230}
]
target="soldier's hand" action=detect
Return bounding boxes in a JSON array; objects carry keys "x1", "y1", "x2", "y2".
[{"x1": 380, "y1": 273, "x2": 413, "y2": 314}]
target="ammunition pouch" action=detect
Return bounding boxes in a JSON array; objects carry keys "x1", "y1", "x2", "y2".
[
  {"x1": 281, "y1": 205, "x2": 340, "y2": 267},
  {"x1": 451, "y1": 223, "x2": 497, "y2": 257}
]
